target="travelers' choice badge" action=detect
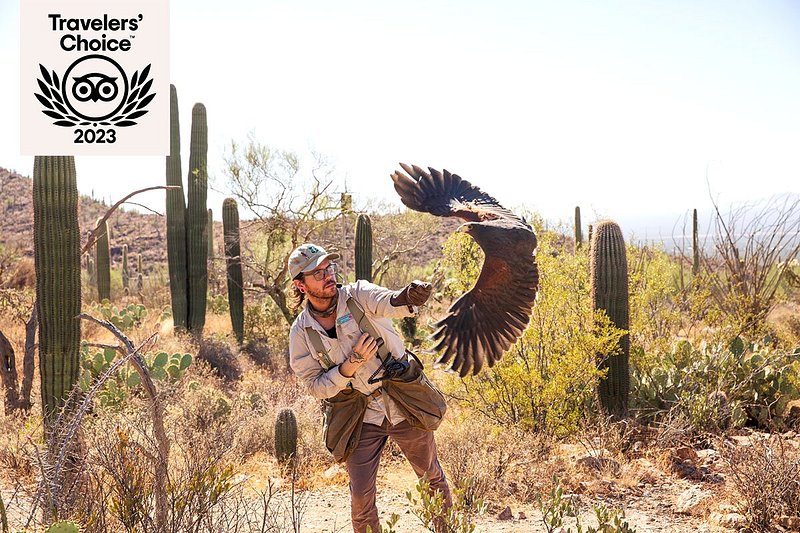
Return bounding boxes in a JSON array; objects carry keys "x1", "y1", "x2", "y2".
[{"x1": 21, "y1": 1, "x2": 169, "y2": 155}]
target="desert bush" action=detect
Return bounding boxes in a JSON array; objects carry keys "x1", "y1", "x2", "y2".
[
  {"x1": 632, "y1": 337, "x2": 800, "y2": 432},
  {"x1": 537, "y1": 475, "x2": 636, "y2": 533},
  {"x1": 439, "y1": 229, "x2": 620, "y2": 437},
  {"x1": 721, "y1": 434, "x2": 800, "y2": 532},
  {"x1": 196, "y1": 338, "x2": 243, "y2": 382}
]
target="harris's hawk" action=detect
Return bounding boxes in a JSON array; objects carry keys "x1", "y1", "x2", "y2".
[{"x1": 391, "y1": 164, "x2": 539, "y2": 377}]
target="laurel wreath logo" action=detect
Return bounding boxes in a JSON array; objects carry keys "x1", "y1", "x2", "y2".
[{"x1": 35, "y1": 63, "x2": 155, "y2": 127}]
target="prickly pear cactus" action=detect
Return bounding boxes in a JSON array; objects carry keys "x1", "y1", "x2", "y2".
[
  {"x1": 400, "y1": 316, "x2": 417, "y2": 342},
  {"x1": 166, "y1": 84, "x2": 188, "y2": 330},
  {"x1": 590, "y1": 220, "x2": 630, "y2": 418},
  {"x1": 186, "y1": 103, "x2": 209, "y2": 334},
  {"x1": 44, "y1": 520, "x2": 82, "y2": 533},
  {"x1": 275, "y1": 408, "x2": 298, "y2": 464},
  {"x1": 223, "y1": 198, "x2": 244, "y2": 344},
  {"x1": 33, "y1": 156, "x2": 82, "y2": 425},
  {"x1": 355, "y1": 214, "x2": 373, "y2": 282},
  {"x1": 95, "y1": 217, "x2": 111, "y2": 301}
]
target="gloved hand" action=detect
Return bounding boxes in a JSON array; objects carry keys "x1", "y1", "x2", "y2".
[{"x1": 390, "y1": 280, "x2": 433, "y2": 308}]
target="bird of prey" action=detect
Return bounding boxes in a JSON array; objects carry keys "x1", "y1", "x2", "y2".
[{"x1": 390, "y1": 164, "x2": 539, "y2": 377}]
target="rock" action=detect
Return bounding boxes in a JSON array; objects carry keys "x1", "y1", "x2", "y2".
[
  {"x1": 497, "y1": 506, "x2": 513, "y2": 520},
  {"x1": 576, "y1": 454, "x2": 621, "y2": 474},
  {"x1": 708, "y1": 511, "x2": 746, "y2": 528},
  {"x1": 675, "y1": 487, "x2": 713, "y2": 515},
  {"x1": 323, "y1": 464, "x2": 343, "y2": 478},
  {"x1": 783, "y1": 399, "x2": 800, "y2": 424},
  {"x1": 778, "y1": 515, "x2": 800, "y2": 530},
  {"x1": 673, "y1": 446, "x2": 699, "y2": 462},
  {"x1": 518, "y1": 511, "x2": 527, "y2": 519}
]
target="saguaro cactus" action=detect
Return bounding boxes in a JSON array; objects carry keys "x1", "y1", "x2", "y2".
[
  {"x1": 574, "y1": 206, "x2": 583, "y2": 249},
  {"x1": 186, "y1": 103, "x2": 209, "y2": 334},
  {"x1": 207, "y1": 208, "x2": 214, "y2": 260},
  {"x1": 223, "y1": 198, "x2": 244, "y2": 344},
  {"x1": 355, "y1": 214, "x2": 373, "y2": 282},
  {"x1": 95, "y1": 217, "x2": 111, "y2": 301},
  {"x1": 33, "y1": 156, "x2": 81, "y2": 424},
  {"x1": 590, "y1": 220, "x2": 630, "y2": 418},
  {"x1": 122, "y1": 244, "x2": 129, "y2": 292},
  {"x1": 275, "y1": 408, "x2": 298, "y2": 464},
  {"x1": 692, "y1": 208, "x2": 700, "y2": 275},
  {"x1": 166, "y1": 84, "x2": 188, "y2": 330},
  {"x1": 137, "y1": 253, "x2": 144, "y2": 292}
]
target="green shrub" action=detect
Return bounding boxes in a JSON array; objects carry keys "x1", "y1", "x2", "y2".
[{"x1": 439, "y1": 229, "x2": 621, "y2": 437}]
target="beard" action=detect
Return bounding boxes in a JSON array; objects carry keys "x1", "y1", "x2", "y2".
[{"x1": 306, "y1": 280, "x2": 338, "y2": 302}]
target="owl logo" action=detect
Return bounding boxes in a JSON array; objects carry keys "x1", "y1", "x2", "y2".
[
  {"x1": 71, "y1": 73, "x2": 119, "y2": 103},
  {"x1": 35, "y1": 54, "x2": 156, "y2": 127}
]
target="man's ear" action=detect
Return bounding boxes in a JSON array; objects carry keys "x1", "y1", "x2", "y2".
[{"x1": 293, "y1": 278, "x2": 305, "y2": 293}]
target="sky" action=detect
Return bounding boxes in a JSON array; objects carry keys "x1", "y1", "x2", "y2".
[{"x1": 1, "y1": 0, "x2": 799, "y2": 242}]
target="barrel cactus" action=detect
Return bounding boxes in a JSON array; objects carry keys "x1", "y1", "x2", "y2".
[
  {"x1": 186, "y1": 103, "x2": 209, "y2": 334},
  {"x1": 95, "y1": 217, "x2": 111, "y2": 302},
  {"x1": 590, "y1": 220, "x2": 630, "y2": 418},
  {"x1": 355, "y1": 214, "x2": 373, "y2": 282},
  {"x1": 33, "y1": 156, "x2": 82, "y2": 424},
  {"x1": 166, "y1": 84, "x2": 188, "y2": 330},
  {"x1": 574, "y1": 206, "x2": 583, "y2": 249},
  {"x1": 275, "y1": 408, "x2": 298, "y2": 464},
  {"x1": 223, "y1": 198, "x2": 244, "y2": 344}
]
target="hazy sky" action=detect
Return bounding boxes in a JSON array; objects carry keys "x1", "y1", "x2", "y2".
[{"x1": 1, "y1": 0, "x2": 799, "y2": 237}]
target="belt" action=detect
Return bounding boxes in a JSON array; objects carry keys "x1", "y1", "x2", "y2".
[{"x1": 369, "y1": 388, "x2": 382, "y2": 399}]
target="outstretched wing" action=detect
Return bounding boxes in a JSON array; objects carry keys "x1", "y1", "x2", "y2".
[
  {"x1": 431, "y1": 245, "x2": 539, "y2": 377},
  {"x1": 391, "y1": 163, "x2": 528, "y2": 227}
]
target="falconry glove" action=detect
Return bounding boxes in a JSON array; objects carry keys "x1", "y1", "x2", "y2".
[{"x1": 390, "y1": 280, "x2": 432, "y2": 311}]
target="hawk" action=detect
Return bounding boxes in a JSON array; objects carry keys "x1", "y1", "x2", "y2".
[{"x1": 391, "y1": 164, "x2": 539, "y2": 377}]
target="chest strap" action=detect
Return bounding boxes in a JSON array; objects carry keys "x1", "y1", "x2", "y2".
[{"x1": 345, "y1": 298, "x2": 392, "y2": 363}]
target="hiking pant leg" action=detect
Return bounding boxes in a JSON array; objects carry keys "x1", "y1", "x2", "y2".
[
  {"x1": 388, "y1": 420, "x2": 452, "y2": 508},
  {"x1": 345, "y1": 421, "x2": 388, "y2": 533}
]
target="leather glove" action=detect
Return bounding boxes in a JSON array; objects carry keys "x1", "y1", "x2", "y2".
[{"x1": 390, "y1": 280, "x2": 433, "y2": 308}]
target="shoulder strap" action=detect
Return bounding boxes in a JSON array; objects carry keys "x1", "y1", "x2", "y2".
[
  {"x1": 305, "y1": 326, "x2": 336, "y2": 370},
  {"x1": 346, "y1": 297, "x2": 392, "y2": 362}
]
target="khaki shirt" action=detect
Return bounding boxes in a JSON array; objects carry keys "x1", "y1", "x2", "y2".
[{"x1": 289, "y1": 280, "x2": 416, "y2": 426}]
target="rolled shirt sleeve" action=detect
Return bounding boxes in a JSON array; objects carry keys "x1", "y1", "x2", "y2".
[
  {"x1": 350, "y1": 280, "x2": 417, "y2": 319},
  {"x1": 289, "y1": 322, "x2": 351, "y2": 399}
]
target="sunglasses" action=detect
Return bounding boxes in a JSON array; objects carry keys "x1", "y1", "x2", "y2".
[{"x1": 305, "y1": 262, "x2": 337, "y2": 281}]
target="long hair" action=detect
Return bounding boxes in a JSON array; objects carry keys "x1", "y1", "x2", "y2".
[{"x1": 290, "y1": 274, "x2": 305, "y2": 309}]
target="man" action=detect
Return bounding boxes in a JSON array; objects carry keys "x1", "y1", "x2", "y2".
[{"x1": 288, "y1": 243, "x2": 452, "y2": 533}]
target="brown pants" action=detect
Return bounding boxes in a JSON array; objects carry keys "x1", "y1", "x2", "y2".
[{"x1": 345, "y1": 419, "x2": 452, "y2": 533}]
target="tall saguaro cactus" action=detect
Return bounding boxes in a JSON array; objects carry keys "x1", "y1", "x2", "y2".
[
  {"x1": 355, "y1": 214, "x2": 373, "y2": 282},
  {"x1": 121, "y1": 244, "x2": 129, "y2": 292},
  {"x1": 166, "y1": 84, "x2": 188, "y2": 330},
  {"x1": 574, "y1": 206, "x2": 583, "y2": 249},
  {"x1": 137, "y1": 253, "x2": 144, "y2": 293},
  {"x1": 33, "y1": 156, "x2": 81, "y2": 424},
  {"x1": 95, "y1": 217, "x2": 111, "y2": 301},
  {"x1": 207, "y1": 208, "x2": 214, "y2": 260},
  {"x1": 186, "y1": 103, "x2": 209, "y2": 334},
  {"x1": 165, "y1": 86, "x2": 208, "y2": 335},
  {"x1": 223, "y1": 198, "x2": 244, "y2": 344},
  {"x1": 692, "y1": 208, "x2": 700, "y2": 276},
  {"x1": 590, "y1": 220, "x2": 630, "y2": 418}
]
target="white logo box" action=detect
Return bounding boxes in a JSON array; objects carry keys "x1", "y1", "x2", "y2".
[{"x1": 21, "y1": 0, "x2": 169, "y2": 155}]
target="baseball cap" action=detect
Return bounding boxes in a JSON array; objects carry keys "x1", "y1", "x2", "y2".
[{"x1": 288, "y1": 243, "x2": 340, "y2": 279}]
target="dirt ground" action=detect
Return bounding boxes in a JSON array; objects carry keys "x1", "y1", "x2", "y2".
[{"x1": 254, "y1": 458, "x2": 731, "y2": 533}]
